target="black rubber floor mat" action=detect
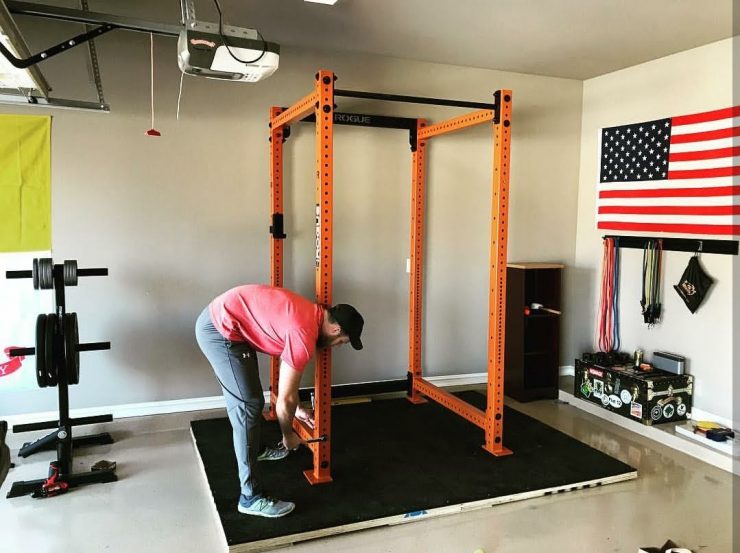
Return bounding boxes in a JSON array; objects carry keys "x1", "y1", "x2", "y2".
[{"x1": 191, "y1": 391, "x2": 636, "y2": 549}]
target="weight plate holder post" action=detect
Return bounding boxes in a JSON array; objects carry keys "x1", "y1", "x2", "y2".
[{"x1": 4, "y1": 258, "x2": 116, "y2": 499}]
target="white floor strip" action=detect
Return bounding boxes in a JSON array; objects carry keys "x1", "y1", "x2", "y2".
[{"x1": 232, "y1": 473, "x2": 638, "y2": 552}]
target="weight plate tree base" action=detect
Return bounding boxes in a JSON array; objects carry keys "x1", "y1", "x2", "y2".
[
  {"x1": 190, "y1": 391, "x2": 637, "y2": 553},
  {"x1": 6, "y1": 467, "x2": 117, "y2": 499}
]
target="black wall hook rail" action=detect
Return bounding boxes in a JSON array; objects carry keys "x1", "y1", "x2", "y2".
[{"x1": 603, "y1": 235, "x2": 738, "y2": 255}]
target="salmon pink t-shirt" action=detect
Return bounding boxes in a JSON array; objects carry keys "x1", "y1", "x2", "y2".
[{"x1": 209, "y1": 285, "x2": 323, "y2": 372}]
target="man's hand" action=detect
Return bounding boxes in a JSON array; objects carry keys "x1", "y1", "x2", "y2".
[{"x1": 295, "y1": 405, "x2": 315, "y2": 429}]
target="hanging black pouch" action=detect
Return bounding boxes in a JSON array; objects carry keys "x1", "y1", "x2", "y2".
[{"x1": 673, "y1": 255, "x2": 713, "y2": 313}]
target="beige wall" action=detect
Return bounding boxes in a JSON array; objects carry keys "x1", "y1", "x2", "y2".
[
  {"x1": 574, "y1": 38, "x2": 735, "y2": 424},
  {"x1": 0, "y1": 27, "x2": 583, "y2": 415}
]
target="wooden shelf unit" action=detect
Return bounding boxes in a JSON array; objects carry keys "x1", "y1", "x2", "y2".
[{"x1": 505, "y1": 263, "x2": 564, "y2": 402}]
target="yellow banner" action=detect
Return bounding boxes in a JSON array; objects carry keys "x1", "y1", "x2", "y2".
[{"x1": 0, "y1": 115, "x2": 51, "y2": 252}]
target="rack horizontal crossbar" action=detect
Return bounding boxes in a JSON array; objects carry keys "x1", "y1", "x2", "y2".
[
  {"x1": 299, "y1": 111, "x2": 417, "y2": 130},
  {"x1": 296, "y1": 378, "x2": 407, "y2": 402},
  {"x1": 603, "y1": 235, "x2": 738, "y2": 255},
  {"x1": 335, "y1": 88, "x2": 496, "y2": 110},
  {"x1": 271, "y1": 91, "x2": 319, "y2": 128},
  {"x1": 418, "y1": 109, "x2": 494, "y2": 139},
  {"x1": 414, "y1": 378, "x2": 486, "y2": 428}
]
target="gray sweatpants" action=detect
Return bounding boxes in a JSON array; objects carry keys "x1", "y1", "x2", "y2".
[{"x1": 195, "y1": 307, "x2": 265, "y2": 500}]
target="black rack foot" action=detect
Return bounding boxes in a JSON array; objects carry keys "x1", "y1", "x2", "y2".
[
  {"x1": 72, "y1": 432, "x2": 114, "y2": 449},
  {"x1": 20, "y1": 432, "x2": 114, "y2": 457},
  {"x1": 6, "y1": 467, "x2": 117, "y2": 499}
]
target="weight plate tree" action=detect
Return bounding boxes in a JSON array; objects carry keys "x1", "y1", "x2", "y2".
[{"x1": 4, "y1": 258, "x2": 115, "y2": 499}]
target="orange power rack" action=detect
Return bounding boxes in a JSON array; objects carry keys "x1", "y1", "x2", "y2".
[
  {"x1": 266, "y1": 70, "x2": 336, "y2": 485},
  {"x1": 408, "y1": 90, "x2": 513, "y2": 457},
  {"x1": 268, "y1": 72, "x2": 513, "y2": 485}
]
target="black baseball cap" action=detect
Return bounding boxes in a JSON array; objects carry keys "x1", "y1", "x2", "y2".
[{"x1": 329, "y1": 304, "x2": 364, "y2": 350}]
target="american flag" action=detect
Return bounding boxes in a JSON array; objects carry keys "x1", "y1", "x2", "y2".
[{"x1": 597, "y1": 106, "x2": 739, "y2": 236}]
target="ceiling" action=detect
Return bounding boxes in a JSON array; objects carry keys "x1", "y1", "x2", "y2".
[
  {"x1": 172, "y1": 0, "x2": 733, "y2": 80},
  {"x1": 5, "y1": 0, "x2": 737, "y2": 81}
]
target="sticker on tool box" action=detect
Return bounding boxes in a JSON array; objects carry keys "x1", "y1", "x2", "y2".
[
  {"x1": 620, "y1": 390, "x2": 633, "y2": 404},
  {"x1": 630, "y1": 402, "x2": 643, "y2": 418},
  {"x1": 580, "y1": 380, "x2": 593, "y2": 398},
  {"x1": 588, "y1": 368, "x2": 604, "y2": 378},
  {"x1": 593, "y1": 379, "x2": 604, "y2": 398},
  {"x1": 608, "y1": 395, "x2": 623, "y2": 409}
]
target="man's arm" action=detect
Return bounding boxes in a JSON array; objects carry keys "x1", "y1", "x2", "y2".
[{"x1": 276, "y1": 360, "x2": 304, "y2": 450}]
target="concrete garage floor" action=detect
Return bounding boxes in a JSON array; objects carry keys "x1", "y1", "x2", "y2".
[{"x1": 0, "y1": 392, "x2": 734, "y2": 553}]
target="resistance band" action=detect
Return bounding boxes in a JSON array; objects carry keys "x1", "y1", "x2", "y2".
[
  {"x1": 597, "y1": 237, "x2": 621, "y2": 352},
  {"x1": 641, "y1": 239, "x2": 663, "y2": 326}
]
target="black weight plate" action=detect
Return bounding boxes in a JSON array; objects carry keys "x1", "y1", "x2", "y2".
[
  {"x1": 64, "y1": 313, "x2": 80, "y2": 385},
  {"x1": 45, "y1": 314, "x2": 58, "y2": 387},
  {"x1": 32, "y1": 258, "x2": 39, "y2": 290},
  {"x1": 39, "y1": 258, "x2": 54, "y2": 290},
  {"x1": 35, "y1": 314, "x2": 47, "y2": 388},
  {"x1": 63, "y1": 260, "x2": 78, "y2": 287}
]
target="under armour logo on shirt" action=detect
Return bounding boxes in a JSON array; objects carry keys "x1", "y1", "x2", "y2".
[{"x1": 242, "y1": 352, "x2": 250, "y2": 359}]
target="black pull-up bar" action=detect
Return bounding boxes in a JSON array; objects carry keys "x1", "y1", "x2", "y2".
[
  {"x1": 299, "y1": 111, "x2": 418, "y2": 130},
  {"x1": 603, "y1": 234, "x2": 738, "y2": 255},
  {"x1": 334, "y1": 89, "x2": 496, "y2": 110}
]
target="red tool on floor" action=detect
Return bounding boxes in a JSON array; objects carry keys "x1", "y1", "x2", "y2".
[{"x1": 32, "y1": 462, "x2": 69, "y2": 499}]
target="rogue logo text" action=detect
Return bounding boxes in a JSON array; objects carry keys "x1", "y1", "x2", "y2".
[{"x1": 334, "y1": 113, "x2": 372, "y2": 125}]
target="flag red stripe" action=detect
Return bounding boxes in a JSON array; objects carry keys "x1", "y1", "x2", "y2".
[
  {"x1": 599, "y1": 205, "x2": 740, "y2": 216},
  {"x1": 671, "y1": 106, "x2": 740, "y2": 126},
  {"x1": 668, "y1": 146, "x2": 740, "y2": 162},
  {"x1": 668, "y1": 166, "x2": 740, "y2": 179},
  {"x1": 599, "y1": 185, "x2": 740, "y2": 199},
  {"x1": 670, "y1": 127, "x2": 740, "y2": 144},
  {"x1": 597, "y1": 221, "x2": 740, "y2": 235}
]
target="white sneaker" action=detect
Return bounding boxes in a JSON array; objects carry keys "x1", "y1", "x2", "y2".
[
  {"x1": 257, "y1": 441, "x2": 290, "y2": 461},
  {"x1": 238, "y1": 496, "x2": 295, "y2": 518}
]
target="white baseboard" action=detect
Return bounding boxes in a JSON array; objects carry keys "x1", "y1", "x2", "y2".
[
  {"x1": 2, "y1": 373, "x2": 491, "y2": 429},
  {"x1": 559, "y1": 387, "x2": 736, "y2": 474},
  {"x1": 2, "y1": 395, "x2": 227, "y2": 430},
  {"x1": 559, "y1": 365, "x2": 575, "y2": 376}
]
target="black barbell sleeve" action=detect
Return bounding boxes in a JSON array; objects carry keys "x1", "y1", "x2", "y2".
[
  {"x1": 77, "y1": 268, "x2": 108, "y2": 276},
  {"x1": 8, "y1": 347, "x2": 34, "y2": 357},
  {"x1": 6, "y1": 267, "x2": 108, "y2": 279},
  {"x1": 77, "y1": 341, "x2": 111, "y2": 352},
  {"x1": 5, "y1": 270, "x2": 32, "y2": 278}
]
